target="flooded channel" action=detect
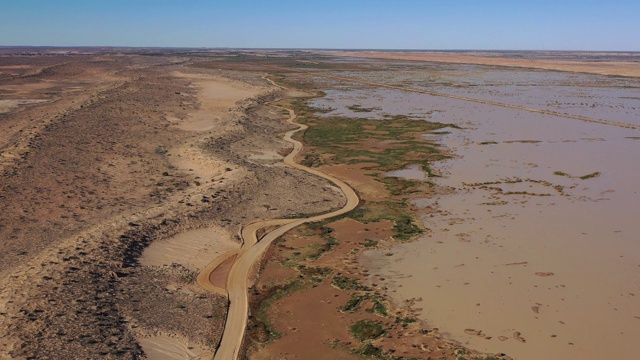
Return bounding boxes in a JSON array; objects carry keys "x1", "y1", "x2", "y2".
[{"x1": 309, "y1": 65, "x2": 640, "y2": 359}]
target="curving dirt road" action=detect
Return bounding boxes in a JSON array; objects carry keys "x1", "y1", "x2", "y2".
[{"x1": 205, "y1": 77, "x2": 359, "y2": 360}]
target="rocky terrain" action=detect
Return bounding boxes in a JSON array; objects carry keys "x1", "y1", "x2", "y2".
[{"x1": 0, "y1": 49, "x2": 342, "y2": 359}]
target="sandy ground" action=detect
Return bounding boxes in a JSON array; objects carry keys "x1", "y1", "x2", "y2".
[
  {"x1": 140, "y1": 227, "x2": 239, "y2": 272},
  {"x1": 138, "y1": 335, "x2": 211, "y2": 360},
  {"x1": 327, "y1": 50, "x2": 640, "y2": 78},
  {"x1": 170, "y1": 142, "x2": 234, "y2": 186},
  {"x1": 321, "y1": 164, "x2": 389, "y2": 201},
  {"x1": 167, "y1": 71, "x2": 267, "y2": 185},
  {"x1": 170, "y1": 71, "x2": 265, "y2": 132},
  {"x1": 0, "y1": 50, "x2": 345, "y2": 359},
  {"x1": 138, "y1": 72, "x2": 267, "y2": 290},
  {"x1": 0, "y1": 99, "x2": 49, "y2": 113}
]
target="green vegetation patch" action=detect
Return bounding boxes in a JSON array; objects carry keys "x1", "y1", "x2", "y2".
[
  {"x1": 395, "y1": 316, "x2": 417, "y2": 324},
  {"x1": 362, "y1": 239, "x2": 378, "y2": 248},
  {"x1": 347, "y1": 104, "x2": 379, "y2": 112},
  {"x1": 366, "y1": 298, "x2": 388, "y2": 317},
  {"x1": 343, "y1": 200, "x2": 423, "y2": 241},
  {"x1": 283, "y1": 231, "x2": 339, "y2": 266},
  {"x1": 340, "y1": 294, "x2": 368, "y2": 313},
  {"x1": 297, "y1": 113, "x2": 450, "y2": 247},
  {"x1": 350, "y1": 320, "x2": 385, "y2": 342},
  {"x1": 580, "y1": 171, "x2": 601, "y2": 180},
  {"x1": 302, "y1": 116, "x2": 450, "y2": 172},
  {"x1": 554, "y1": 170, "x2": 601, "y2": 180},
  {"x1": 332, "y1": 275, "x2": 370, "y2": 291},
  {"x1": 356, "y1": 343, "x2": 384, "y2": 358},
  {"x1": 300, "y1": 153, "x2": 323, "y2": 167},
  {"x1": 391, "y1": 215, "x2": 423, "y2": 241},
  {"x1": 376, "y1": 177, "x2": 422, "y2": 196}
]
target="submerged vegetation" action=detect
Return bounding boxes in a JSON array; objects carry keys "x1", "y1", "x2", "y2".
[
  {"x1": 347, "y1": 104, "x2": 380, "y2": 112},
  {"x1": 287, "y1": 95, "x2": 453, "y2": 243},
  {"x1": 350, "y1": 320, "x2": 386, "y2": 341},
  {"x1": 554, "y1": 170, "x2": 601, "y2": 180},
  {"x1": 301, "y1": 114, "x2": 450, "y2": 173},
  {"x1": 247, "y1": 75, "x2": 506, "y2": 359},
  {"x1": 580, "y1": 171, "x2": 601, "y2": 180},
  {"x1": 332, "y1": 275, "x2": 370, "y2": 291}
]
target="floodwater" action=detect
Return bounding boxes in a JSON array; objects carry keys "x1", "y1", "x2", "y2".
[
  {"x1": 309, "y1": 66, "x2": 640, "y2": 359},
  {"x1": 385, "y1": 164, "x2": 429, "y2": 181}
]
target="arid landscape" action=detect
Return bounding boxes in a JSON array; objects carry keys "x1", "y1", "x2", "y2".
[{"x1": 1, "y1": 47, "x2": 639, "y2": 360}]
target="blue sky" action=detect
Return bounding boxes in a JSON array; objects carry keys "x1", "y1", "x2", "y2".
[{"x1": 1, "y1": 0, "x2": 638, "y2": 50}]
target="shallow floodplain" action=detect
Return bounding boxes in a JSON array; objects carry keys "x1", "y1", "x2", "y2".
[{"x1": 309, "y1": 63, "x2": 640, "y2": 360}]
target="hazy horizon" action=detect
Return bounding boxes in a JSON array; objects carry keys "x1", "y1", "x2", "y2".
[{"x1": 2, "y1": 46, "x2": 640, "y2": 53}]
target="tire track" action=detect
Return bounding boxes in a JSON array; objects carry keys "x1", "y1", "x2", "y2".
[{"x1": 199, "y1": 77, "x2": 359, "y2": 360}]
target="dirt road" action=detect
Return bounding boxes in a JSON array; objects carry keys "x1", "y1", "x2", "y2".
[{"x1": 207, "y1": 78, "x2": 359, "y2": 360}]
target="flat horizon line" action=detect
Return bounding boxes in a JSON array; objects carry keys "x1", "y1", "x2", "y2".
[{"x1": 1, "y1": 45, "x2": 639, "y2": 54}]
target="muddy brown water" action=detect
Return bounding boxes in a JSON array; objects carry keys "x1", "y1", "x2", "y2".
[
  {"x1": 385, "y1": 164, "x2": 429, "y2": 181},
  {"x1": 309, "y1": 67, "x2": 640, "y2": 360}
]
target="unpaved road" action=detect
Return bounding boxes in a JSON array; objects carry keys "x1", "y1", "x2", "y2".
[{"x1": 206, "y1": 78, "x2": 359, "y2": 360}]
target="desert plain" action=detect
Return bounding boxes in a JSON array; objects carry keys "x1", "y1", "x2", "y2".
[{"x1": 0, "y1": 48, "x2": 638, "y2": 360}]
